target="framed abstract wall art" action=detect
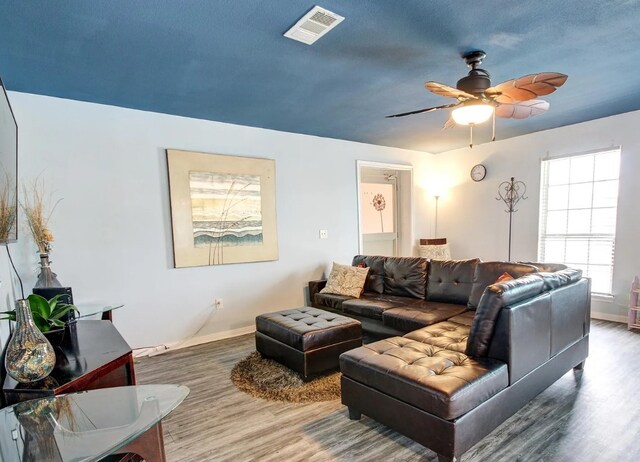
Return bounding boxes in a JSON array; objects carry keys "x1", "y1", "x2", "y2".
[{"x1": 166, "y1": 149, "x2": 278, "y2": 268}]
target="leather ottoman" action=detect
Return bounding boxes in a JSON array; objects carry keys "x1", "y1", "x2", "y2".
[{"x1": 256, "y1": 307, "x2": 362, "y2": 379}]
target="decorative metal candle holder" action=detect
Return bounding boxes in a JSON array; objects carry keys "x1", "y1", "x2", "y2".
[{"x1": 496, "y1": 177, "x2": 527, "y2": 261}]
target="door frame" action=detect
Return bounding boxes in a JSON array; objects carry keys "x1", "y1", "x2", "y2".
[{"x1": 356, "y1": 160, "x2": 414, "y2": 255}]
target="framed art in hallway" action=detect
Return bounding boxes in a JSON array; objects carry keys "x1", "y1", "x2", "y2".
[{"x1": 166, "y1": 149, "x2": 278, "y2": 268}]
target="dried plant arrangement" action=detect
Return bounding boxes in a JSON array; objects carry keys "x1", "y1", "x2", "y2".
[
  {"x1": 21, "y1": 178, "x2": 61, "y2": 254},
  {"x1": 0, "y1": 171, "x2": 16, "y2": 242}
]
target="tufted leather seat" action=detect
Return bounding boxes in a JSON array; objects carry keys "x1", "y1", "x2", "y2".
[
  {"x1": 404, "y1": 321, "x2": 470, "y2": 353},
  {"x1": 256, "y1": 307, "x2": 362, "y2": 379},
  {"x1": 340, "y1": 337, "x2": 508, "y2": 420}
]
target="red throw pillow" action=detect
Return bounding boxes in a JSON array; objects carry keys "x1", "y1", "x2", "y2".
[{"x1": 495, "y1": 272, "x2": 514, "y2": 284}]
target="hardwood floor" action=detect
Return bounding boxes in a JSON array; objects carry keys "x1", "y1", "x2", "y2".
[{"x1": 135, "y1": 320, "x2": 640, "y2": 461}]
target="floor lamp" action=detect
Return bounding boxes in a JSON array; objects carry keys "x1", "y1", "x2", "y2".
[{"x1": 434, "y1": 195, "x2": 440, "y2": 238}]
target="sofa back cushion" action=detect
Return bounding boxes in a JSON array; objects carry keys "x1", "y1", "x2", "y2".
[
  {"x1": 352, "y1": 255, "x2": 386, "y2": 294},
  {"x1": 534, "y1": 268, "x2": 583, "y2": 291},
  {"x1": 426, "y1": 258, "x2": 480, "y2": 305},
  {"x1": 383, "y1": 257, "x2": 427, "y2": 299},
  {"x1": 466, "y1": 274, "x2": 545, "y2": 357},
  {"x1": 518, "y1": 261, "x2": 567, "y2": 273},
  {"x1": 467, "y1": 262, "x2": 539, "y2": 310}
]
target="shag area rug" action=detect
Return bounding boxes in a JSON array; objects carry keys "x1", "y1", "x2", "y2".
[{"x1": 230, "y1": 352, "x2": 341, "y2": 403}]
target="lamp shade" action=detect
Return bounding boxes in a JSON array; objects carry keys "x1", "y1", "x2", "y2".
[{"x1": 451, "y1": 103, "x2": 494, "y2": 125}]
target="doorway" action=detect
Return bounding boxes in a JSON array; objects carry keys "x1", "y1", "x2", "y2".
[{"x1": 357, "y1": 161, "x2": 413, "y2": 256}]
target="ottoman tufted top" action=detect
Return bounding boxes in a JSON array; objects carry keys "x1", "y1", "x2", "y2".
[
  {"x1": 340, "y1": 336, "x2": 508, "y2": 420},
  {"x1": 256, "y1": 307, "x2": 362, "y2": 351}
]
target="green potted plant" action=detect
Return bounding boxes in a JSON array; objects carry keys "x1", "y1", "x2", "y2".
[{"x1": 1, "y1": 294, "x2": 77, "y2": 345}]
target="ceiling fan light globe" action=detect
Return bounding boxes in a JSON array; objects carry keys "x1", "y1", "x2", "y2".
[{"x1": 451, "y1": 104, "x2": 494, "y2": 125}]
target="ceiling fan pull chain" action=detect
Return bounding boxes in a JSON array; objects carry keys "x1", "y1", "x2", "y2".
[
  {"x1": 469, "y1": 124, "x2": 474, "y2": 148},
  {"x1": 492, "y1": 111, "x2": 496, "y2": 142}
]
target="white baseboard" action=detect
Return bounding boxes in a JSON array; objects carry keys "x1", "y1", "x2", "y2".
[
  {"x1": 133, "y1": 311, "x2": 627, "y2": 358},
  {"x1": 591, "y1": 312, "x2": 627, "y2": 323},
  {"x1": 134, "y1": 325, "x2": 256, "y2": 358}
]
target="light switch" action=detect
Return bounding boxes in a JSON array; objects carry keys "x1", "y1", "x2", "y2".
[{"x1": 319, "y1": 229, "x2": 329, "y2": 239}]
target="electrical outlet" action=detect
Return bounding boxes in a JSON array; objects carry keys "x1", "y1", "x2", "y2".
[
  {"x1": 215, "y1": 298, "x2": 223, "y2": 309},
  {"x1": 319, "y1": 229, "x2": 329, "y2": 239},
  {"x1": 148, "y1": 345, "x2": 169, "y2": 357}
]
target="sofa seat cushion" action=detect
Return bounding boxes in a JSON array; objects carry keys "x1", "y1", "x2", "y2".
[
  {"x1": 342, "y1": 294, "x2": 409, "y2": 320},
  {"x1": 404, "y1": 321, "x2": 470, "y2": 353},
  {"x1": 340, "y1": 337, "x2": 508, "y2": 420},
  {"x1": 256, "y1": 307, "x2": 362, "y2": 351},
  {"x1": 314, "y1": 292, "x2": 353, "y2": 311},
  {"x1": 382, "y1": 301, "x2": 467, "y2": 332},
  {"x1": 447, "y1": 310, "x2": 476, "y2": 326}
]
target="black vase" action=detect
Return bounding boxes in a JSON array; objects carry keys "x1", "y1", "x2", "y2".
[
  {"x1": 43, "y1": 328, "x2": 66, "y2": 347},
  {"x1": 34, "y1": 253, "x2": 62, "y2": 288}
]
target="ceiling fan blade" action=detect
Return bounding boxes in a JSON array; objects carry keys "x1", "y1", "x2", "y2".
[
  {"x1": 486, "y1": 73, "x2": 568, "y2": 103},
  {"x1": 425, "y1": 81, "x2": 476, "y2": 100},
  {"x1": 495, "y1": 99, "x2": 550, "y2": 119},
  {"x1": 386, "y1": 103, "x2": 460, "y2": 118},
  {"x1": 443, "y1": 116, "x2": 456, "y2": 129}
]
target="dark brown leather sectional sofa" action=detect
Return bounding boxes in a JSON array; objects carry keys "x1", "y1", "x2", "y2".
[{"x1": 308, "y1": 256, "x2": 591, "y2": 462}]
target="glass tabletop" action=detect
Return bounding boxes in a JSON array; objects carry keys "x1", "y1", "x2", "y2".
[
  {"x1": 0, "y1": 384, "x2": 189, "y2": 462},
  {"x1": 74, "y1": 303, "x2": 124, "y2": 319}
]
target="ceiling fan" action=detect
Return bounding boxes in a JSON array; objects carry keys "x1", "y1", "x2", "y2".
[{"x1": 387, "y1": 50, "x2": 568, "y2": 147}]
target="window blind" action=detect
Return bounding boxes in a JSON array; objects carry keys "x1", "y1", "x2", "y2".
[{"x1": 538, "y1": 148, "x2": 621, "y2": 295}]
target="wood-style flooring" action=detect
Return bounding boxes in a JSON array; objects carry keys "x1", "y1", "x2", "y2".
[{"x1": 135, "y1": 320, "x2": 640, "y2": 461}]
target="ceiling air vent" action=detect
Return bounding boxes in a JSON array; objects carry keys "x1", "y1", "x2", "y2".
[{"x1": 284, "y1": 6, "x2": 344, "y2": 45}]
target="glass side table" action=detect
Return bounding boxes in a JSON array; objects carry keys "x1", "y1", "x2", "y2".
[
  {"x1": 0, "y1": 384, "x2": 189, "y2": 461},
  {"x1": 74, "y1": 303, "x2": 124, "y2": 322}
]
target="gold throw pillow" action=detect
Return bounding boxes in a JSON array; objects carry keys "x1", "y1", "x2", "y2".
[{"x1": 320, "y1": 262, "x2": 369, "y2": 298}]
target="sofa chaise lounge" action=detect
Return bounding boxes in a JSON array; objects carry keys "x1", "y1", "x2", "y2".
[{"x1": 308, "y1": 256, "x2": 591, "y2": 461}]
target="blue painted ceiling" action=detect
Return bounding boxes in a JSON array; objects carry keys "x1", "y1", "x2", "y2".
[{"x1": 1, "y1": 0, "x2": 639, "y2": 153}]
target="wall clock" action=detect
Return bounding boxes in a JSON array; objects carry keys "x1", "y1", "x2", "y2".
[{"x1": 470, "y1": 164, "x2": 487, "y2": 182}]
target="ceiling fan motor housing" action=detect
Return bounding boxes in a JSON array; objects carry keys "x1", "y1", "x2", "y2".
[
  {"x1": 457, "y1": 71, "x2": 491, "y2": 95},
  {"x1": 457, "y1": 50, "x2": 491, "y2": 96}
]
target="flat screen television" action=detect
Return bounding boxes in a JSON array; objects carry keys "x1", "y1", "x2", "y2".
[{"x1": 0, "y1": 75, "x2": 17, "y2": 243}]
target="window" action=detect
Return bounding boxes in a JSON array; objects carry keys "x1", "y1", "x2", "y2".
[{"x1": 538, "y1": 148, "x2": 621, "y2": 295}]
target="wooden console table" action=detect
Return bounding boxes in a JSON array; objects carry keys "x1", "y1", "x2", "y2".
[{"x1": 3, "y1": 320, "x2": 136, "y2": 406}]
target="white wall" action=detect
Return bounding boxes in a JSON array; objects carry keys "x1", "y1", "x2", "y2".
[
  {"x1": 435, "y1": 110, "x2": 640, "y2": 320},
  {"x1": 0, "y1": 249, "x2": 14, "y2": 355},
  {"x1": 3, "y1": 92, "x2": 635, "y2": 353},
  {"x1": 1, "y1": 92, "x2": 435, "y2": 350}
]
